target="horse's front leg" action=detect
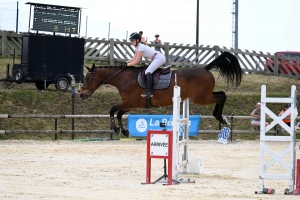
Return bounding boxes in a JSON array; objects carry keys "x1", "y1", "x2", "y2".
[
  {"x1": 117, "y1": 110, "x2": 129, "y2": 137},
  {"x1": 109, "y1": 105, "x2": 121, "y2": 134}
]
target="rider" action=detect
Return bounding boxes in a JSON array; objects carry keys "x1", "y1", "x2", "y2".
[{"x1": 124, "y1": 32, "x2": 166, "y2": 98}]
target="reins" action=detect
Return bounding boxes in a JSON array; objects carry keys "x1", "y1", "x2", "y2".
[{"x1": 101, "y1": 66, "x2": 127, "y2": 85}]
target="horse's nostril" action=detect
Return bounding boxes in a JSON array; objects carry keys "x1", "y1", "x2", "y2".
[{"x1": 80, "y1": 94, "x2": 86, "y2": 100}]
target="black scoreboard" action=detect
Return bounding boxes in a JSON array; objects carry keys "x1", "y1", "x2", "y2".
[{"x1": 31, "y1": 4, "x2": 80, "y2": 34}]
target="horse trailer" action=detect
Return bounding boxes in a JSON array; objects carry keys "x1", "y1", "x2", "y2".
[{"x1": 7, "y1": 34, "x2": 85, "y2": 91}]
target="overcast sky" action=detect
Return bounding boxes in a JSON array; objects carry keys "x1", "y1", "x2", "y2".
[{"x1": 1, "y1": 0, "x2": 299, "y2": 54}]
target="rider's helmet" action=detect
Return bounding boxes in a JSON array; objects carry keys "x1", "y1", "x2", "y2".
[{"x1": 129, "y1": 32, "x2": 141, "y2": 46}]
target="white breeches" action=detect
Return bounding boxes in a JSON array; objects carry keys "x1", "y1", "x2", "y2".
[{"x1": 145, "y1": 52, "x2": 166, "y2": 74}]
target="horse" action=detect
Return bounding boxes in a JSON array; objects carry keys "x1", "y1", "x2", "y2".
[{"x1": 80, "y1": 51, "x2": 243, "y2": 137}]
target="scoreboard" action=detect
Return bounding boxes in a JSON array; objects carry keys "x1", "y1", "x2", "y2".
[{"x1": 31, "y1": 4, "x2": 80, "y2": 34}]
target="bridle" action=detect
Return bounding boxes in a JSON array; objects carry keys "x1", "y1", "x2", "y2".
[{"x1": 81, "y1": 67, "x2": 126, "y2": 95}]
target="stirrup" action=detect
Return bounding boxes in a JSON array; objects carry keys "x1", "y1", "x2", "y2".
[
  {"x1": 141, "y1": 92, "x2": 153, "y2": 98},
  {"x1": 222, "y1": 115, "x2": 230, "y2": 125}
]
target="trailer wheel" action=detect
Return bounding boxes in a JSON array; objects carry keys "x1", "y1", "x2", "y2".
[
  {"x1": 56, "y1": 77, "x2": 69, "y2": 92},
  {"x1": 14, "y1": 69, "x2": 23, "y2": 83},
  {"x1": 35, "y1": 82, "x2": 50, "y2": 90}
]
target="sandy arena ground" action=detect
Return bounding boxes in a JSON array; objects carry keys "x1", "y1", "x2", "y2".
[{"x1": 0, "y1": 139, "x2": 300, "y2": 200}]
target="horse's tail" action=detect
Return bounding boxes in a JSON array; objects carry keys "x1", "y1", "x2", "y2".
[{"x1": 205, "y1": 52, "x2": 242, "y2": 87}]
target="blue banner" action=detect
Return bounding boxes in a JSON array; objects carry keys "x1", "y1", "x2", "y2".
[{"x1": 127, "y1": 115, "x2": 201, "y2": 137}]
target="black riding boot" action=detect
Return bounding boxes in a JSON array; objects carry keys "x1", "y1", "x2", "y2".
[{"x1": 141, "y1": 73, "x2": 153, "y2": 98}]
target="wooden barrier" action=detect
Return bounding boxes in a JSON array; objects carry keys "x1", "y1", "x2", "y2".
[{"x1": 2, "y1": 30, "x2": 300, "y2": 78}]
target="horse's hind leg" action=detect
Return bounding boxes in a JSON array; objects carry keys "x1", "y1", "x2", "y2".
[
  {"x1": 117, "y1": 110, "x2": 130, "y2": 137},
  {"x1": 212, "y1": 91, "x2": 228, "y2": 124}
]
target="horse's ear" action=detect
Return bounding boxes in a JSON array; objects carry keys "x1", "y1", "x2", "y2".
[
  {"x1": 85, "y1": 66, "x2": 90, "y2": 71},
  {"x1": 91, "y1": 63, "x2": 95, "y2": 72}
]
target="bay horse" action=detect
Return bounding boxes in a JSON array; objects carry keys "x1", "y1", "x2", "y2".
[{"x1": 80, "y1": 52, "x2": 242, "y2": 137}]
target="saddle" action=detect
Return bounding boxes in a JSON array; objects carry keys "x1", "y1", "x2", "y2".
[{"x1": 140, "y1": 66, "x2": 171, "y2": 86}]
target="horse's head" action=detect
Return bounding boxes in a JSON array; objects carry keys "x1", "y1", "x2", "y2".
[{"x1": 80, "y1": 64, "x2": 102, "y2": 100}]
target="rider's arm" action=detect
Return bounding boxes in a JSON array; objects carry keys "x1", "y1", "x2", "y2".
[
  {"x1": 126, "y1": 53, "x2": 136, "y2": 63},
  {"x1": 251, "y1": 110, "x2": 260, "y2": 119},
  {"x1": 127, "y1": 51, "x2": 143, "y2": 66}
]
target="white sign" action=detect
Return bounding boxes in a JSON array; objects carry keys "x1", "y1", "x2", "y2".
[
  {"x1": 136, "y1": 118, "x2": 148, "y2": 132},
  {"x1": 150, "y1": 134, "x2": 169, "y2": 156},
  {"x1": 217, "y1": 127, "x2": 231, "y2": 144}
]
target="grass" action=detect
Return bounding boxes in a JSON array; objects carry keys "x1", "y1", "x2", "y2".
[{"x1": 0, "y1": 58, "x2": 300, "y2": 140}]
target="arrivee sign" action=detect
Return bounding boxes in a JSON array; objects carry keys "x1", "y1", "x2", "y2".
[{"x1": 127, "y1": 114, "x2": 201, "y2": 137}]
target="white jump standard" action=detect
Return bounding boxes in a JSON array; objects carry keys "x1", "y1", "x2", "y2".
[{"x1": 255, "y1": 85, "x2": 298, "y2": 195}]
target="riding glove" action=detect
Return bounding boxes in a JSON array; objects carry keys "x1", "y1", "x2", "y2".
[{"x1": 120, "y1": 62, "x2": 127, "y2": 67}]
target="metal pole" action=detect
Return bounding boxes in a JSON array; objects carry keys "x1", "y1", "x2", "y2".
[
  {"x1": 69, "y1": 74, "x2": 75, "y2": 140},
  {"x1": 108, "y1": 22, "x2": 110, "y2": 39},
  {"x1": 44, "y1": 64, "x2": 47, "y2": 90},
  {"x1": 85, "y1": 16, "x2": 88, "y2": 39},
  {"x1": 196, "y1": 0, "x2": 199, "y2": 63},
  {"x1": 196, "y1": 0, "x2": 199, "y2": 46},
  {"x1": 108, "y1": 22, "x2": 110, "y2": 57},
  {"x1": 78, "y1": 9, "x2": 82, "y2": 37},
  {"x1": 234, "y1": 0, "x2": 238, "y2": 49},
  {"x1": 54, "y1": 118, "x2": 58, "y2": 140},
  {"x1": 28, "y1": 5, "x2": 32, "y2": 33},
  {"x1": 230, "y1": 113, "x2": 234, "y2": 142},
  {"x1": 16, "y1": 1, "x2": 19, "y2": 33},
  {"x1": 72, "y1": 93, "x2": 75, "y2": 140}
]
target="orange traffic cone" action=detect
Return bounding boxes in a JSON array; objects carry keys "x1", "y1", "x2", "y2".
[{"x1": 294, "y1": 159, "x2": 300, "y2": 195}]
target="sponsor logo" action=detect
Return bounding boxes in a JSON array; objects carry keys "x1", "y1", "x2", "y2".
[{"x1": 136, "y1": 118, "x2": 147, "y2": 132}]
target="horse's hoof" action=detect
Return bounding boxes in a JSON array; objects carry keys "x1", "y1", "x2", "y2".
[
  {"x1": 222, "y1": 115, "x2": 230, "y2": 125},
  {"x1": 113, "y1": 127, "x2": 121, "y2": 134},
  {"x1": 121, "y1": 130, "x2": 130, "y2": 138}
]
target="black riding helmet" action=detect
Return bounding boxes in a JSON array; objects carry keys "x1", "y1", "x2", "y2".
[{"x1": 129, "y1": 32, "x2": 141, "y2": 46}]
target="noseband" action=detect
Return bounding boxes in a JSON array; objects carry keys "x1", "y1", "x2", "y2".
[{"x1": 81, "y1": 72, "x2": 100, "y2": 95}]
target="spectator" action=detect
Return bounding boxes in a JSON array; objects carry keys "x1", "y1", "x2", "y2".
[
  {"x1": 153, "y1": 33, "x2": 162, "y2": 52},
  {"x1": 139, "y1": 31, "x2": 147, "y2": 45},
  {"x1": 251, "y1": 102, "x2": 269, "y2": 129},
  {"x1": 279, "y1": 104, "x2": 291, "y2": 126}
]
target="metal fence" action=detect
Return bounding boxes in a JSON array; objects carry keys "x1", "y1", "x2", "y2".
[
  {"x1": 1, "y1": 30, "x2": 300, "y2": 79},
  {"x1": 0, "y1": 114, "x2": 299, "y2": 141}
]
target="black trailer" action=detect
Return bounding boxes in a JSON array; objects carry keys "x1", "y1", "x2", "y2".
[
  {"x1": 1, "y1": 2, "x2": 84, "y2": 91},
  {"x1": 9, "y1": 34, "x2": 84, "y2": 91}
]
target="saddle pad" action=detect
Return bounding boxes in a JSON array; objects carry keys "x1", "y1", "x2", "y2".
[{"x1": 138, "y1": 71, "x2": 172, "y2": 90}]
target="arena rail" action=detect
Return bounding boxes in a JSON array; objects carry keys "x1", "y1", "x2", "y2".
[{"x1": 0, "y1": 114, "x2": 299, "y2": 141}]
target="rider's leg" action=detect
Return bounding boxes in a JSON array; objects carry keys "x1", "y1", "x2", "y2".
[
  {"x1": 141, "y1": 72, "x2": 153, "y2": 98},
  {"x1": 141, "y1": 53, "x2": 165, "y2": 98}
]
